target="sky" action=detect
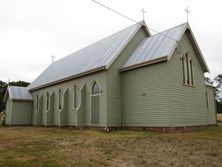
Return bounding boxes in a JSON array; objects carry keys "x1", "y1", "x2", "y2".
[{"x1": 0, "y1": 0, "x2": 221, "y2": 83}]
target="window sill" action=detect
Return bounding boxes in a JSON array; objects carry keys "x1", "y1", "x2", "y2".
[{"x1": 182, "y1": 84, "x2": 195, "y2": 88}]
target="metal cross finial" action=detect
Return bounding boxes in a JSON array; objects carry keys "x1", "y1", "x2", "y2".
[
  {"x1": 51, "y1": 55, "x2": 55, "y2": 63},
  {"x1": 184, "y1": 6, "x2": 190, "y2": 22},
  {"x1": 140, "y1": 8, "x2": 146, "y2": 21}
]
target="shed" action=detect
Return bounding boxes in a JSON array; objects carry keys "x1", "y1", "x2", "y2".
[
  {"x1": 205, "y1": 82, "x2": 217, "y2": 124},
  {"x1": 3, "y1": 86, "x2": 33, "y2": 125}
]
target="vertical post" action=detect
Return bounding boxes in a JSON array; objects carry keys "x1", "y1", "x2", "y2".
[
  {"x1": 184, "y1": 7, "x2": 190, "y2": 22},
  {"x1": 140, "y1": 8, "x2": 146, "y2": 21}
]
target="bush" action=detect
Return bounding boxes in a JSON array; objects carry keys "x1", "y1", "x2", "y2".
[
  {"x1": 0, "y1": 111, "x2": 5, "y2": 126},
  {"x1": 216, "y1": 102, "x2": 222, "y2": 114}
]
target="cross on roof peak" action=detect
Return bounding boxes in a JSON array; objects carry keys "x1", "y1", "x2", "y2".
[
  {"x1": 140, "y1": 8, "x2": 146, "y2": 21},
  {"x1": 51, "y1": 55, "x2": 55, "y2": 63},
  {"x1": 184, "y1": 6, "x2": 191, "y2": 22}
]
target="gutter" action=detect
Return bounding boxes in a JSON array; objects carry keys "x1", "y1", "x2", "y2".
[
  {"x1": 120, "y1": 56, "x2": 168, "y2": 72},
  {"x1": 11, "y1": 98, "x2": 33, "y2": 102},
  {"x1": 29, "y1": 66, "x2": 106, "y2": 92}
]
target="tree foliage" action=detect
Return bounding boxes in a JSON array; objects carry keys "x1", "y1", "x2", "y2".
[
  {"x1": 0, "y1": 80, "x2": 30, "y2": 111},
  {"x1": 0, "y1": 81, "x2": 7, "y2": 111},
  {"x1": 214, "y1": 74, "x2": 222, "y2": 103}
]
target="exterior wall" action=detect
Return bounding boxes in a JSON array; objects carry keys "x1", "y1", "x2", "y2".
[
  {"x1": 11, "y1": 101, "x2": 32, "y2": 125},
  {"x1": 122, "y1": 62, "x2": 171, "y2": 127},
  {"x1": 122, "y1": 32, "x2": 213, "y2": 127},
  {"x1": 76, "y1": 85, "x2": 86, "y2": 127},
  {"x1": 107, "y1": 27, "x2": 148, "y2": 127},
  {"x1": 44, "y1": 92, "x2": 55, "y2": 126},
  {"x1": 31, "y1": 71, "x2": 107, "y2": 127},
  {"x1": 205, "y1": 86, "x2": 217, "y2": 124},
  {"x1": 5, "y1": 98, "x2": 12, "y2": 125},
  {"x1": 167, "y1": 32, "x2": 212, "y2": 127}
]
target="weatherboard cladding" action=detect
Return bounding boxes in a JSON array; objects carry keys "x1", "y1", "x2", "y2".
[
  {"x1": 28, "y1": 23, "x2": 143, "y2": 90},
  {"x1": 122, "y1": 23, "x2": 187, "y2": 69},
  {"x1": 122, "y1": 32, "x2": 212, "y2": 127},
  {"x1": 8, "y1": 86, "x2": 33, "y2": 101},
  {"x1": 31, "y1": 71, "x2": 107, "y2": 127},
  {"x1": 107, "y1": 28, "x2": 148, "y2": 127}
]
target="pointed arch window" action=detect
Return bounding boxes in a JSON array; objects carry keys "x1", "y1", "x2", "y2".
[
  {"x1": 206, "y1": 91, "x2": 209, "y2": 108},
  {"x1": 92, "y1": 81, "x2": 101, "y2": 95},
  {"x1": 182, "y1": 52, "x2": 194, "y2": 86},
  {"x1": 46, "y1": 92, "x2": 50, "y2": 110},
  {"x1": 190, "y1": 59, "x2": 194, "y2": 85},
  {"x1": 73, "y1": 85, "x2": 77, "y2": 108},
  {"x1": 59, "y1": 89, "x2": 62, "y2": 110},
  {"x1": 36, "y1": 95, "x2": 39, "y2": 110}
]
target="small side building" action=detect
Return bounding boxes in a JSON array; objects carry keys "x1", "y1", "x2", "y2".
[
  {"x1": 3, "y1": 86, "x2": 33, "y2": 126},
  {"x1": 205, "y1": 82, "x2": 217, "y2": 124}
]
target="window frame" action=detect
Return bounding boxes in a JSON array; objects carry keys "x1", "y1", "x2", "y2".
[
  {"x1": 46, "y1": 92, "x2": 50, "y2": 110},
  {"x1": 73, "y1": 85, "x2": 78, "y2": 108},
  {"x1": 206, "y1": 91, "x2": 209, "y2": 109},
  {"x1": 58, "y1": 89, "x2": 62, "y2": 110},
  {"x1": 36, "y1": 95, "x2": 39, "y2": 110},
  {"x1": 182, "y1": 52, "x2": 194, "y2": 86},
  {"x1": 92, "y1": 81, "x2": 101, "y2": 95}
]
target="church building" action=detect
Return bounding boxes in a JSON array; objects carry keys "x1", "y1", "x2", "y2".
[{"x1": 4, "y1": 21, "x2": 217, "y2": 130}]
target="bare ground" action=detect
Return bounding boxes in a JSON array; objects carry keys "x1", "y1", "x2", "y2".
[{"x1": 0, "y1": 126, "x2": 222, "y2": 167}]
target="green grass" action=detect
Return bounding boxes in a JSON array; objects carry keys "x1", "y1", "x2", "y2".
[{"x1": 0, "y1": 126, "x2": 222, "y2": 167}]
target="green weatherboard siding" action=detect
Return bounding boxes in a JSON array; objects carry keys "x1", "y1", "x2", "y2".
[
  {"x1": 7, "y1": 101, "x2": 32, "y2": 125},
  {"x1": 205, "y1": 86, "x2": 217, "y2": 124},
  {"x1": 107, "y1": 27, "x2": 148, "y2": 127},
  {"x1": 91, "y1": 95, "x2": 100, "y2": 124},
  {"x1": 122, "y1": 32, "x2": 215, "y2": 127},
  {"x1": 31, "y1": 71, "x2": 107, "y2": 127}
]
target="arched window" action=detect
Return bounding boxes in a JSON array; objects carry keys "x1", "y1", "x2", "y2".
[
  {"x1": 46, "y1": 92, "x2": 50, "y2": 110},
  {"x1": 73, "y1": 85, "x2": 77, "y2": 108},
  {"x1": 92, "y1": 81, "x2": 100, "y2": 95},
  {"x1": 182, "y1": 52, "x2": 194, "y2": 86},
  {"x1": 186, "y1": 54, "x2": 190, "y2": 85},
  {"x1": 182, "y1": 55, "x2": 185, "y2": 84},
  {"x1": 36, "y1": 95, "x2": 39, "y2": 110},
  {"x1": 190, "y1": 59, "x2": 194, "y2": 85},
  {"x1": 59, "y1": 89, "x2": 62, "y2": 110}
]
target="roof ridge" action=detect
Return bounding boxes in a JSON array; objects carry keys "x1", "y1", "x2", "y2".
[
  {"x1": 8, "y1": 85, "x2": 28, "y2": 88},
  {"x1": 53, "y1": 22, "x2": 143, "y2": 64},
  {"x1": 149, "y1": 22, "x2": 188, "y2": 38},
  {"x1": 29, "y1": 22, "x2": 146, "y2": 91}
]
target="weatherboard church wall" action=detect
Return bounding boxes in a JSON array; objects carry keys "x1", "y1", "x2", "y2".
[
  {"x1": 31, "y1": 71, "x2": 107, "y2": 127},
  {"x1": 122, "y1": 31, "x2": 216, "y2": 127},
  {"x1": 107, "y1": 27, "x2": 148, "y2": 127}
]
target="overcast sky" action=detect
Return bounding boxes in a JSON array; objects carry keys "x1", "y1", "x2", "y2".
[{"x1": 0, "y1": 0, "x2": 221, "y2": 82}]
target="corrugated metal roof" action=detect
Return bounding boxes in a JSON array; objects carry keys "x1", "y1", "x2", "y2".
[
  {"x1": 28, "y1": 22, "x2": 145, "y2": 91},
  {"x1": 205, "y1": 81, "x2": 215, "y2": 87},
  {"x1": 7, "y1": 86, "x2": 33, "y2": 101},
  {"x1": 122, "y1": 23, "x2": 188, "y2": 69}
]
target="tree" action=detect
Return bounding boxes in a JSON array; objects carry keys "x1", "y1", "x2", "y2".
[
  {"x1": 0, "y1": 80, "x2": 30, "y2": 112},
  {"x1": 0, "y1": 81, "x2": 7, "y2": 111},
  {"x1": 9, "y1": 80, "x2": 30, "y2": 87},
  {"x1": 214, "y1": 74, "x2": 222, "y2": 103}
]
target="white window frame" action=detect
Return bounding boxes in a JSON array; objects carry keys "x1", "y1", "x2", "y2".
[{"x1": 182, "y1": 52, "x2": 194, "y2": 86}]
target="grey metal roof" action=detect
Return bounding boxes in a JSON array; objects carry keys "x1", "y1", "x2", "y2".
[
  {"x1": 28, "y1": 22, "x2": 146, "y2": 91},
  {"x1": 205, "y1": 81, "x2": 215, "y2": 87},
  {"x1": 122, "y1": 23, "x2": 188, "y2": 69},
  {"x1": 7, "y1": 86, "x2": 33, "y2": 101}
]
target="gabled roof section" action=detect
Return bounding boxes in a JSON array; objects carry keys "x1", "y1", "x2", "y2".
[
  {"x1": 4, "y1": 86, "x2": 33, "y2": 102},
  {"x1": 121, "y1": 23, "x2": 209, "y2": 72},
  {"x1": 29, "y1": 21, "x2": 149, "y2": 91}
]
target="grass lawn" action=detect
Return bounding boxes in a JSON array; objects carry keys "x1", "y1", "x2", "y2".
[{"x1": 0, "y1": 126, "x2": 222, "y2": 167}]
